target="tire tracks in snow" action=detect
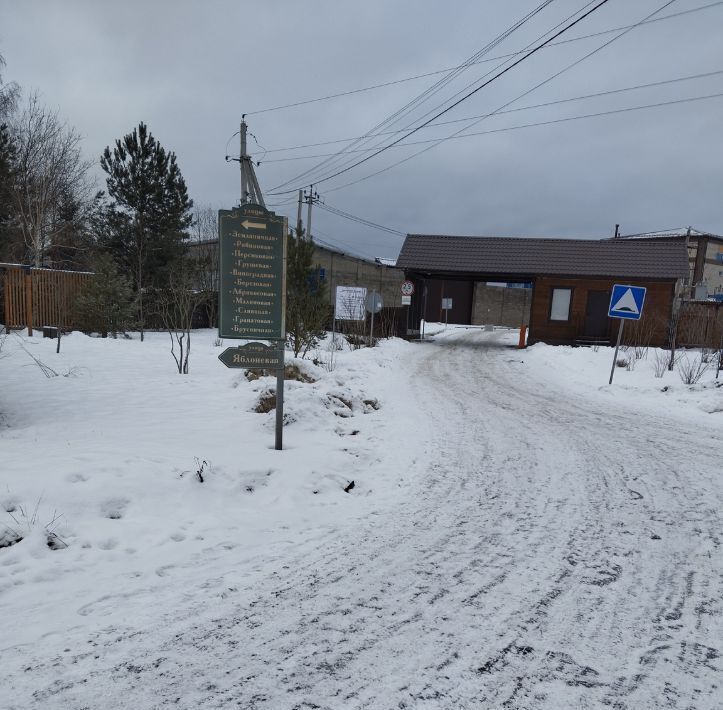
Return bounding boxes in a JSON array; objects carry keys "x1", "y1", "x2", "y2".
[{"x1": 4, "y1": 329, "x2": 721, "y2": 710}]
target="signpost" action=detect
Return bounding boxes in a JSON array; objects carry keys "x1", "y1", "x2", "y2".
[
  {"x1": 608, "y1": 284, "x2": 646, "y2": 385},
  {"x1": 335, "y1": 285, "x2": 367, "y2": 321},
  {"x1": 441, "y1": 297, "x2": 453, "y2": 327},
  {"x1": 218, "y1": 204, "x2": 286, "y2": 340},
  {"x1": 365, "y1": 290, "x2": 383, "y2": 347},
  {"x1": 218, "y1": 203, "x2": 288, "y2": 449},
  {"x1": 218, "y1": 342, "x2": 285, "y2": 370},
  {"x1": 400, "y1": 280, "x2": 415, "y2": 297}
]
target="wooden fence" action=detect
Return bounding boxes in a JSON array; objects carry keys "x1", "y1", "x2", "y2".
[
  {"x1": 676, "y1": 300, "x2": 723, "y2": 348},
  {"x1": 1, "y1": 264, "x2": 92, "y2": 333}
]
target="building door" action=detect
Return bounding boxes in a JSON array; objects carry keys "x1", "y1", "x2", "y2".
[
  {"x1": 583, "y1": 290, "x2": 610, "y2": 337},
  {"x1": 424, "y1": 279, "x2": 473, "y2": 324}
]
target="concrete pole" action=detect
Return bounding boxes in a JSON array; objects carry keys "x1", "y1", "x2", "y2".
[
  {"x1": 306, "y1": 185, "x2": 313, "y2": 241},
  {"x1": 296, "y1": 189, "x2": 303, "y2": 236},
  {"x1": 240, "y1": 121, "x2": 248, "y2": 204}
]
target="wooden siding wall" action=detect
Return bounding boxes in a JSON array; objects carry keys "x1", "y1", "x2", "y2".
[
  {"x1": 1, "y1": 266, "x2": 91, "y2": 330},
  {"x1": 529, "y1": 276, "x2": 675, "y2": 347}
]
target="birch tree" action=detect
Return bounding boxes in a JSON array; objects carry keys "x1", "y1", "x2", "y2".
[{"x1": 9, "y1": 93, "x2": 93, "y2": 266}]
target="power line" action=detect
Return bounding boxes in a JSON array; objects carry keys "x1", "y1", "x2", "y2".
[
  {"x1": 306, "y1": 2, "x2": 608, "y2": 188},
  {"x1": 271, "y1": 0, "x2": 554, "y2": 192},
  {"x1": 350, "y1": 92, "x2": 723, "y2": 154},
  {"x1": 269, "y1": 0, "x2": 560, "y2": 193},
  {"x1": 317, "y1": 203, "x2": 406, "y2": 236},
  {"x1": 269, "y1": 0, "x2": 613, "y2": 195},
  {"x1": 322, "y1": 0, "x2": 678, "y2": 196},
  {"x1": 309, "y1": 91, "x2": 723, "y2": 242},
  {"x1": 246, "y1": 1, "x2": 723, "y2": 117},
  {"x1": 259, "y1": 69, "x2": 723, "y2": 163},
  {"x1": 312, "y1": 231, "x2": 383, "y2": 261}
]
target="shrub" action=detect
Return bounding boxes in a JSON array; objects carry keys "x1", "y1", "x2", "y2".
[
  {"x1": 652, "y1": 350, "x2": 668, "y2": 378},
  {"x1": 678, "y1": 351, "x2": 710, "y2": 385}
]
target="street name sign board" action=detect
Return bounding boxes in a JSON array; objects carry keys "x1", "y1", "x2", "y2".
[
  {"x1": 218, "y1": 204, "x2": 287, "y2": 340},
  {"x1": 218, "y1": 342, "x2": 284, "y2": 370},
  {"x1": 336, "y1": 285, "x2": 367, "y2": 321},
  {"x1": 608, "y1": 284, "x2": 646, "y2": 320},
  {"x1": 400, "y1": 280, "x2": 415, "y2": 297}
]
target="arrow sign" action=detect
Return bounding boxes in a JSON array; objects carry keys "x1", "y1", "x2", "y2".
[
  {"x1": 218, "y1": 342, "x2": 284, "y2": 369},
  {"x1": 240, "y1": 219, "x2": 266, "y2": 230}
]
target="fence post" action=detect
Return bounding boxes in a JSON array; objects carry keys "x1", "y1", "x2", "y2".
[{"x1": 23, "y1": 266, "x2": 33, "y2": 336}]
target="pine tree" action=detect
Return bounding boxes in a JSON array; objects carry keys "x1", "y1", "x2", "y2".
[
  {"x1": 100, "y1": 122, "x2": 192, "y2": 338},
  {"x1": 286, "y1": 228, "x2": 329, "y2": 358},
  {"x1": 75, "y1": 253, "x2": 136, "y2": 338}
]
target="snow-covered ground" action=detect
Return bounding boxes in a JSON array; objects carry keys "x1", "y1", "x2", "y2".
[{"x1": 1, "y1": 326, "x2": 721, "y2": 709}]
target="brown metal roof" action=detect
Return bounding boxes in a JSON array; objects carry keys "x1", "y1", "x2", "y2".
[{"x1": 396, "y1": 235, "x2": 690, "y2": 280}]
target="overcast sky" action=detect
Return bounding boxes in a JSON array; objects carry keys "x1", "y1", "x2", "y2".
[{"x1": 2, "y1": 0, "x2": 722, "y2": 260}]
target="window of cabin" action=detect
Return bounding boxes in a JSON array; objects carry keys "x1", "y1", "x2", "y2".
[{"x1": 550, "y1": 288, "x2": 572, "y2": 321}]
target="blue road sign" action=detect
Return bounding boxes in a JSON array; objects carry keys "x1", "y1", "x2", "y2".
[{"x1": 608, "y1": 284, "x2": 646, "y2": 320}]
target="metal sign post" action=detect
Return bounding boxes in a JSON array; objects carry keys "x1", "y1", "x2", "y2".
[
  {"x1": 607, "y1": 284, "x2": 646, "y2": 385},
  {"x1": 441, "y1": 297, "x2": 453, "y2": 327},
  {"x1": 218, "y1": 203, "x2": 287, "y2": 449},
  {"x1": 366, "y1": 290, "x2": 383, "y2": 347},
  {"x1": 608, "y1": 319, "x2": 626, "y2": 385}
]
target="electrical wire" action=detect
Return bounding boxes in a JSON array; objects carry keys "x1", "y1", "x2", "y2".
[
  {"x1": 294, "y1": 1, "x2": 606, "y2": 189},
  {"x1": 317, "y1": 203, "x2": 406, "y2": 236},
  {"x1": 258, "y1": 69, "x2": 723, "y2": 162},
  {"x1": 269, "y1": 0, "x2": 613, "y2": 194},
  {"x1": 305, "y1": 89, "x2": 723, "y2": 245},
  {"x1": 322, "y1": 0, "x2": 679, "y2": 196},
  {"x1": 268, "y1": 0, "x2": 562, "y2": 193},
  {"x1": 332, "y1": 92, "x2": 723, "y2": 161},
  {"x1": 245, "y1": 1, "x2": 723, "y2": 117},
  {"x1": 312, "y1": 231, "x2": 391, "y2": 261}
]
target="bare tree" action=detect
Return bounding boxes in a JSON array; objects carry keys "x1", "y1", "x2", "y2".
[
  {"x1": 190, "y1": 204, "x2": 218, "y2": 326},
  {"x1": 9, "y1": 93, "x2": 93, "y2": 267},
  {"x1": 156, "y1": 258, "x2": 206, "y2": 374},
  {"x1": 0, "y1": 53, "x2": 19, "y2": 119}
]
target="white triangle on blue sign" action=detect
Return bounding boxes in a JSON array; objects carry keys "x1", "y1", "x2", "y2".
[{"x1": 612, "y1": 288, "x2": 639, "y2": 314}]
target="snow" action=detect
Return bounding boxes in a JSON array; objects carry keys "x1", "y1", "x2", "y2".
[{"x1": 0, "y1": 325, "x2": 721, "y2": 709}]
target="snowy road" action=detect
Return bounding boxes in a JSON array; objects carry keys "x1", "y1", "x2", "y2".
[{"x1": 4, "y1": 329, "x2": 722, "y2": 709}]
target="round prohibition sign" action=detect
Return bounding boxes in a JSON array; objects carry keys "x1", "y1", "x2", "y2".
[{"x1": 400, "y1": 280, "x2": 415, "y2": 297}]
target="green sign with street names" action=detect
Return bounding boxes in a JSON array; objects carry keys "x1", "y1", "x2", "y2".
[{"x1": 218, "y1": 204, "x2": 287, "y2": 340}]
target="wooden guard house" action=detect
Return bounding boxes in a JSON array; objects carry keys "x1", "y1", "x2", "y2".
[{"x1": 396, "y1": 235, "x2": 690, "y2": 347}]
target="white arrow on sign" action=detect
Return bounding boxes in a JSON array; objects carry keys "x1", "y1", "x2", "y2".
[{"x1": 241, "y1": 219, "x2": 266, "y2": 230}]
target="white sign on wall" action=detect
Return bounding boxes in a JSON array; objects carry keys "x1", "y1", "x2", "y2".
[{"x1": 335, "y1": 286, "x2": 367, "y2": 321}]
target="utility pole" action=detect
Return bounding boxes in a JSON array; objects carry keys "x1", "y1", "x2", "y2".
[
  {"x1": 296, "y1": 189, "x2": 303, "y2": 236},
  {"x1": 240, "y1": 122, "x2": 247, "y2": 205},
  {"x1": 229, "y1": 119, "x2": 265, "y2": 207},
  {"x1": 302, "y1": 185, "x2": 320, "y2": 241}
]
